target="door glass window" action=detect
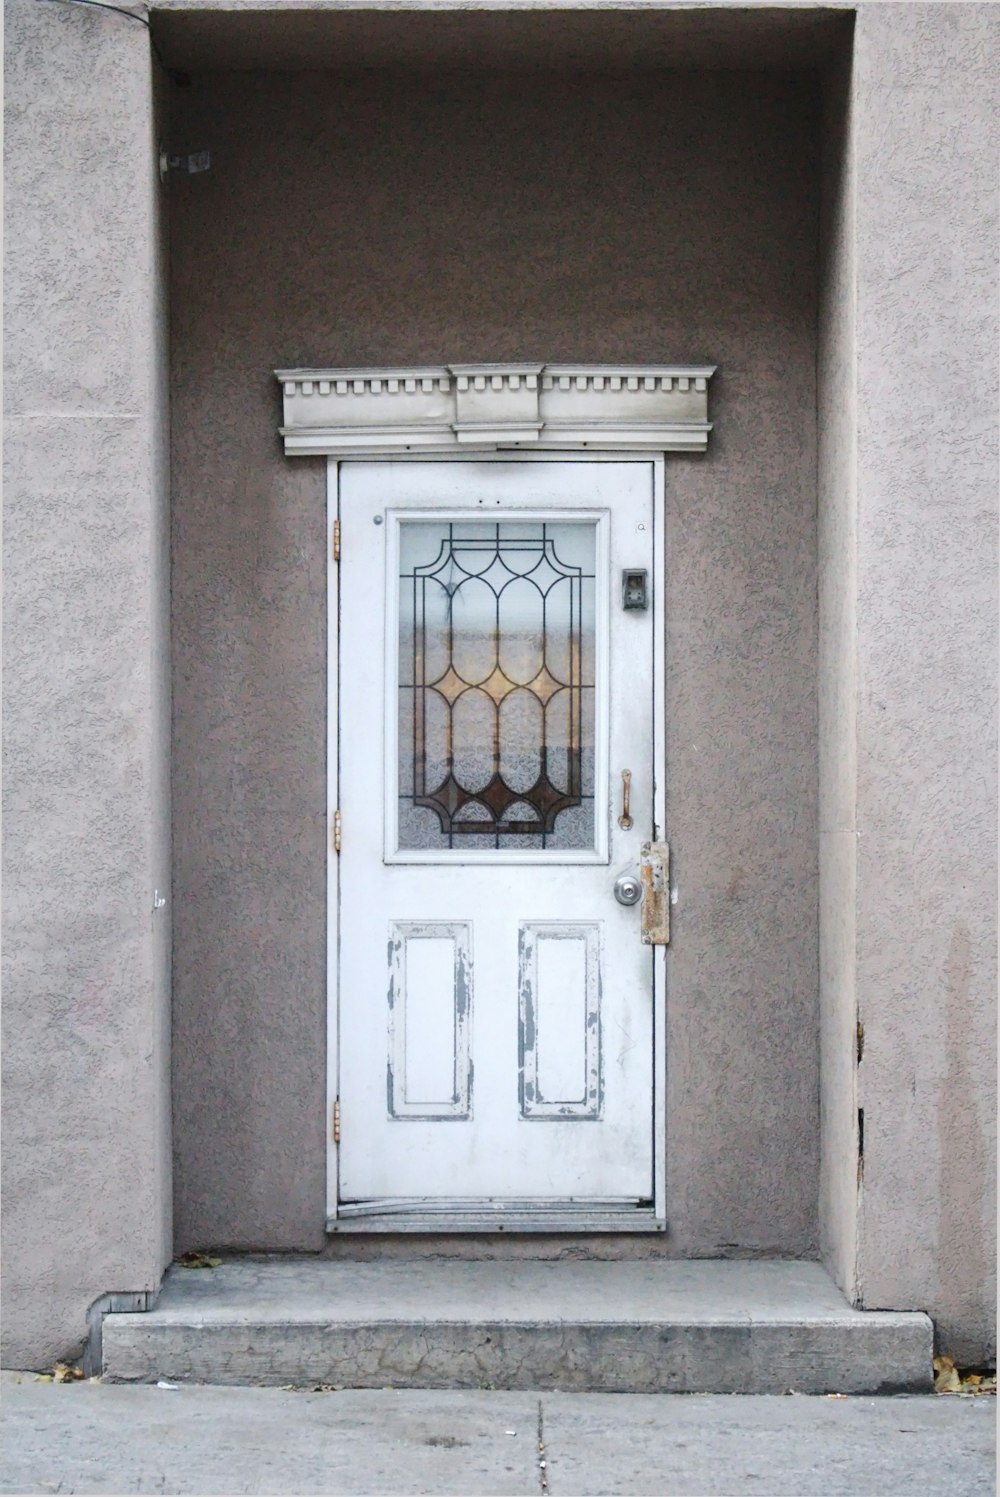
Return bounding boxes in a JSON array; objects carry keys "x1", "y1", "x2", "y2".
[{"x1": 396, "y1": 519, "x2": 597, "y2": 853}]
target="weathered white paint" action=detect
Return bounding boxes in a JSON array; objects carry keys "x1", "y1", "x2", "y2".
[
  {"x1": 325, "y1": 462, "x2": 341, "y2": 1223},
  {"x1": 388, "y1": 921, "x2": 472, "y2": 1118},
  {"x1": 520, "y1": 922, "x2": 601, "y2": 1119},
  {"x1": 335, "y1": 458, "x2": 661, "y2": 1218},
  {"x1": 277, "y1": 364, "x2": 715, "y2": 456}
]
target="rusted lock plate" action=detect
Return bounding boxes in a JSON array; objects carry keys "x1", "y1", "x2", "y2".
[{"x1": 640, "y1": 840, "x2": 670, "y2": 945}]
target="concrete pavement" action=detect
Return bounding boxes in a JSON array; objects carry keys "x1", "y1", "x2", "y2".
[{"x1": 0, "y1": 1376, "x2": 995, "y2": 1495}]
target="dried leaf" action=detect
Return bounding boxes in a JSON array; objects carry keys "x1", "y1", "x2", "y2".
[
  {"x1": 934, "y1": 1355, "x2": 962, "y2": 1394},
  {"x1": 959, "y1": 1371, "x2": 996, "y2": 1396},
  {"x1": 178, "y1": 1251, "x2": 222, "y2": 1269}
]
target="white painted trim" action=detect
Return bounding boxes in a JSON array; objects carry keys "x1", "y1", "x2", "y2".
[
  {"x1": 326, "y1": 462, "x2": 341, "y2": 1221},
  {"x1": 337, "y1": 1197, "x2": 642, "y2": 1214},
  {"x1": 328, "y1": 1210, "x2": 665, "y2": 1234},
  {"x1": 278, "y1": 363, "x2": 715, "y2": 457},
  {"x1": 652, "y1": 454, "x2": 667, "y2": 1224}
]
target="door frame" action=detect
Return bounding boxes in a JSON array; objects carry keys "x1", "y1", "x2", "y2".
[{"x1": 325, "y1": 451, "x2": 668, "y2": 1230}]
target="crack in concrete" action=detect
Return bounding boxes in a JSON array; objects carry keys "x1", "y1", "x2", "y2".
[{"x1": 537, "y1": 1398, "x2": 549, "y2": 1495}]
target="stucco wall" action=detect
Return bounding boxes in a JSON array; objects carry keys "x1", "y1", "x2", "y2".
[
  {"x1": 2, "y1": 0, "x2": 172, "y2": 1365},
  {"x1": 849, "y1": 3, "x2": 997, "y2": 1363},
  {"x1": 170, "y1": 69, "x2": 821, "y2": 1258},
  {"x1": 817, "y1": 32, "x2": 860, "y2": 1308}
]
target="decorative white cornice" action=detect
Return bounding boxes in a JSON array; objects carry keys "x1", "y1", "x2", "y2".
[{"x1": 275, "y1": 362, "x2": 716, "y2": 456}]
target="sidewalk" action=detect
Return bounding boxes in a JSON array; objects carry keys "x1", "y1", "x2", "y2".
[{"x1": 0, "y1": 1376, "x2": 994, "y2": 1496}]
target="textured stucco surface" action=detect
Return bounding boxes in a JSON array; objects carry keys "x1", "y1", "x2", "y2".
[
  {"x1": 170, "y1": 70, "x2": 820, "y2": 1258},
  {"x1": 2, "y1": 0, "x2": 172, "y2": 1365},
  {"x1": 817, "y1": 34, "x2": 859, "y2": 1308},
  {"x1": 3, "y1": 0, "x2": 994, "y2": 1373},
  {"x1": 848, "y1": 3, "x2": 998, "y2": 1363}
]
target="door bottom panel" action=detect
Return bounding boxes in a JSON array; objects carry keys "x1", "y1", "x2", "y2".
[{"x1": 328, "y1": 1200, "x2": 665, "y2": 1233}]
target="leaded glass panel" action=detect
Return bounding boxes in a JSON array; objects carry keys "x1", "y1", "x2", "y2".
[{"x1": 397, "y1": 520, "x2": 597, "y2": 852}]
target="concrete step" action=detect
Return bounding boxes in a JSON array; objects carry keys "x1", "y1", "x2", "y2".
[{"x1": 101, "y1": 1258, "x2": 933, "y2": 1395}]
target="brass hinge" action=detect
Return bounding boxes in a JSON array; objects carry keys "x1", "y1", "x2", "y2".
[
  {"x1": 332, "y1": 809, "x2": 342, "y2": 854},
  {"x1": 332, "y1": 1098, "x2": 341, "y2": 1145},
  {"x1": 332, "y1": 519, "x2": 341, "y2": 562}
]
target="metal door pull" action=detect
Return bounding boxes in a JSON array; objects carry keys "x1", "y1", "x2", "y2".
[{"x1": 618, "y1": 769, "x2": 633, "y2": 830}]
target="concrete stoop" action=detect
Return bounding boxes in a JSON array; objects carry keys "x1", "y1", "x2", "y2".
[{"x1": 101, "y1": 1259, "x2": 933, "y2": 1395}]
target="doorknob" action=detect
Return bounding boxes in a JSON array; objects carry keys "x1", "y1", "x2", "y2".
[{"x1": 614, "y1": 872, "x2": 642, "y2": 906}]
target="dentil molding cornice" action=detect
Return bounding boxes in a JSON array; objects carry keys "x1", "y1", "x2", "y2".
[{"x1": 276, "y1": 363, "x2": 716, "y2": 456}]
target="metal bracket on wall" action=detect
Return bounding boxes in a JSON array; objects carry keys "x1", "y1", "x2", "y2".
[
  {"x1": 84, "y1": 1290, "x2": 154, "y2": 1379},
  {"x1": 158, "y1": 148, "x2": 211, "y2": 182}
]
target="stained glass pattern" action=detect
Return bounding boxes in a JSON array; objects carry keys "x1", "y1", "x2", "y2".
[{"x1": 397, "y1": 520, "x2": 597, "y2": 852}]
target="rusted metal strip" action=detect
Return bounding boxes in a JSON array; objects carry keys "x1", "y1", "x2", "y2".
[{"x1": 640, "y1": 840, "x2": 670, "y2": 945}]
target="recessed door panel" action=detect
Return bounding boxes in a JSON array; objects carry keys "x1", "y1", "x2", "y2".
[
  {"x1": 387, "y1": 922, "x2": 472, "y2": 1120},
  {"x1": 519, "y1": 922, "x2": 602, "y2": 1120}
]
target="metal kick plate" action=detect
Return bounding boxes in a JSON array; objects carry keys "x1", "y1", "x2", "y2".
[{"x1": 640, "y1": 840, "x2": 670, "y2": 945}]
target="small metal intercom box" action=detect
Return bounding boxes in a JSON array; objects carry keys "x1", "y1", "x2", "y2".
[{"x1": 622, "y1": 569, "x2": 648, "y2": 610}]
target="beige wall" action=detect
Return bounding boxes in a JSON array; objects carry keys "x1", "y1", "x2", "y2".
[
  {"x1": 2, "y1": 0, "x2": 172, "y2": 1365},
  {"x1": 849, "y1": 3, "x2": 997, "y2": 1363},
  {"x1": 818, "y1": 4, "x2": 997, "y2": 1363},
  {"x1": 170, "y1": 69, "x2": 821, "y2": 1259},
  {"x1": 3, "y1": 0, "x2": 994, "y2": 1373},
  {"x1": 818, "y1": 29, "x2": 860, "y2": 1310}
]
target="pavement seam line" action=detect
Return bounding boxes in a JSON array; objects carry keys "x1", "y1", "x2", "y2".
[{"x1": 537, "y1": 1397, "x2": 549, "y2": 1495}]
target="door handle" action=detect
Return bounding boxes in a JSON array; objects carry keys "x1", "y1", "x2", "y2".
[
  {"x1": 613, "y1": 872, "x2": 642, "y2": 906},
  {"x1": 639, "y1": 840, "x2": 670, "y2": 945},
  {"x1": 618, "y1": 769, "x2": 633, "y2": 830}
]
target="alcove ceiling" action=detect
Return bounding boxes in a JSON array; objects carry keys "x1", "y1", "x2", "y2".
[{"x1": 151, "y1": 3, "x2": 853, "y2": 75}]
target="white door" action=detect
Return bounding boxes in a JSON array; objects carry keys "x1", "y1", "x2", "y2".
[{"x1": 334, "y1": 458, "x2": 663, "y2": 1222}]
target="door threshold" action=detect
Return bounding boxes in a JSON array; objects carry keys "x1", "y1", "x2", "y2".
[{"x1": 328, "y1": 1201, "x2": 665, "y2": 1233}]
